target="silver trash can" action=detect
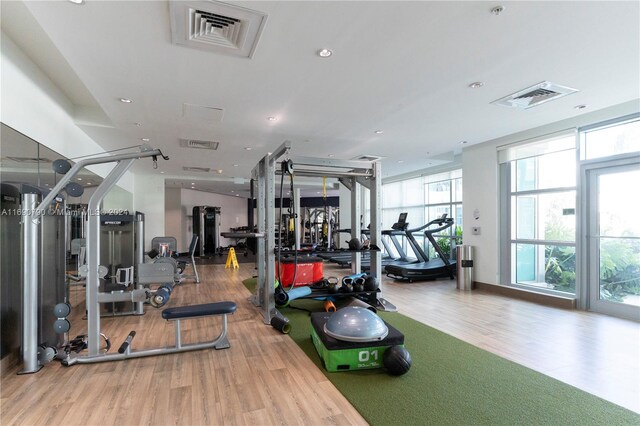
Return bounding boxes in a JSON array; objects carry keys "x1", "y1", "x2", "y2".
[{"x1": 456, "y1": 245, "x2": 474, "y2": 291}]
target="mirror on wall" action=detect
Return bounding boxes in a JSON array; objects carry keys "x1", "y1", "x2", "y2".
[
  {"x1": 0, "y1": 122, "x2": 133, "y2": 293},
  {"x1": 1, "y1": 123, "x2": 138, "y2": 362},
  {"x1": 0, "y1": 123, "x2": 132, "y2": 208}
]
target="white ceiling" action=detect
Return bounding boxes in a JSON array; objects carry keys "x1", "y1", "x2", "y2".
[{"x1": 2, "y1": 1, "x2": 639, "y2": 198}]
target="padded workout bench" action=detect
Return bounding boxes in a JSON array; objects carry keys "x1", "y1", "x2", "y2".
[
  {"x1": 63, "y1": 301, "x2": 237, "y2": 365},
  {"x1": 162, "y1": 301, "x2": 237, "y2": 350}
]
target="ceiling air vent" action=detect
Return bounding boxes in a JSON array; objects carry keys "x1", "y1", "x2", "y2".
[
  {"x1": 492, "y1": 81, "x2": 579, "y2": 109},
  {"x1": 169, "y1": 1, "x2": 267, "y2": 58},
  {"x1": 183, "y1": 166, "x2": 211, "y2": 173},
  {"x1": 6, "y1": 156, "x2": 51, "y2": 163},
  {"x1": 353, "y1": 155, "x2": 384, "y2": 162},
  {"x1": 180, "y1": 139, "x2": 219, "y2": 150}
]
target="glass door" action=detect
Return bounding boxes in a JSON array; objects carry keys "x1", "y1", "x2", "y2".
[{"x1": 586, "y1": 161, "x2": 640, "y2": 320}]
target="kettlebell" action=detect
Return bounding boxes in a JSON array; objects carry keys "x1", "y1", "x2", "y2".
[
  {"x1": 347, "y1": 238, "x2": 362, "y2": 251},
  {"x1": 328, "y1": 281, "x2": 339, "y2": 294},
  {"x1": 363, "y1": 275, "x2": 379, "y2": 291},
  {"x1": 340, "y1": 283, "x2": 353, "y2": 293}
]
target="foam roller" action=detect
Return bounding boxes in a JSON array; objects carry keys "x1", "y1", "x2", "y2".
[
  {"x1": 275, "y1": 286, "x2": 312, "y2": 307},
  {"x1": 323, "y1": 300, "x2": 337, "y2": 312}
]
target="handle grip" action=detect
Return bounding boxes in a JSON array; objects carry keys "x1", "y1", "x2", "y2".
[{"x1": 118, "y1": 331, "x2": 136, "y2": 354}]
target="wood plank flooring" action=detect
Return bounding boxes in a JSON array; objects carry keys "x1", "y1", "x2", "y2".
[
  {"x1": 0, "y1": 263, "x2": 366, "y2": 426},
  {"x1": 1, "y1": 262, "x2": 639, "y2": 425}
]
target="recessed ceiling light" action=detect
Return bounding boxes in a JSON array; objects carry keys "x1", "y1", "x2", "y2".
[
  {"x1": 235, "y1": 194, "x2": 239, "y2": 197},
  {"x1": 244, "y1": 147, "x2": 252, "y2": 151},
  {"x1": 398, "y1": 160, "x2": 404, "y2": 163},
  {"x1": 574, "y1": 104, "x2": 587, "y2": 110},
  {"x1": 491, "y1": 5, "x2": 505, "y2": 15},
  {"x1": 233, "y1": 164, "x2": 239, "y2": 167},
  {"x1": 267, "y1": 116, "x2": 277, "y2": 121},
  {"x1": 191, "y1": 182, "x2": 195, "y2": 185},
  {"x1": 468, "y1": 82, "x2": 484, "y2": 89},
  {"x1": 140, "y1": 138, "x2": 150, "y2": 142},
  {"x1": 374, "y1": 130, "x2": 384, "y2": 134},
  {"x1": 68, "y1": 0, "x2": 84, "y2": 4},
  {"x1": 77, "y1": 178, "x2": 82, "y2": 181},
  {"x1": 216, "y1": 169, "x2": 223, "y2": 174},
  {"x1": 230, "y1": 190, "x2": 235, "y2": 193},
  {"x1": 119, "y1": 98, "x2": 133, "y2": 103},
  {"x1": 328, "y1": 154, "x2": 335, "y2": 158},
  {"x1": 160, "y1": 171, "x2": 165, "y2": 174},
  {"x1": 317, "y1": 49, "x2": 333, "y2": 58}
]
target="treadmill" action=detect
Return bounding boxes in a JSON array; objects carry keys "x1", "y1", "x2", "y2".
[
  {"x1": 326, "y1": 214, "x2": 407, "y2": 268},
  {"x1": 359, "y1": 213, "x2": 415, "y2": 271},
  {"x1": 336, "y1": 213, "x2": 422, "y2": 271},
  {"x1": 385, "y1": 214, "x2": 456, "y2": 281}
]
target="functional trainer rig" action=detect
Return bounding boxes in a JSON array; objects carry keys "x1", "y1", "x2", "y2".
[{"x1": 250, "y1": 141, "x2": 396, "y2": 330}]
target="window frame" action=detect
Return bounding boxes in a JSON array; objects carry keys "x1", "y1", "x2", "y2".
[{"x1": 500, "y1": 135, "x2": 579, "y2": 296}]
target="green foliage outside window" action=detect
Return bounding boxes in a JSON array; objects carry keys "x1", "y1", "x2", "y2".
[
  {"x1": 435, "y1": 226, "x2": 463, "y2": 259},
  {"x1": 598, "y1": 239, "x2": 640, "y2": 302},
  {"x1": 544, "y1": 246, "x2": 576, "y2": 293}
]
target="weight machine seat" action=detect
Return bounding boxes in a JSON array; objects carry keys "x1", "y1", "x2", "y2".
[
  {"x1": 174, "y1": 234, "x2": 198, "y2": 262},
  {"x1": 162, "y1": 301, "x2": 237, "y2": 320},
  {"x1": 173, "y1": 234, "x2": 200, "y2": 283}
]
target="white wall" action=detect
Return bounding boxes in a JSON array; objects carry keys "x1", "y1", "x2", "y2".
[
  {"x1": 180, "y1": 189, "x2": 247, "y2": 250},
  {"x1": 164, "y1": 187, "x2": 183, "y2": 249},
  {"x1": 133, "y1": 174, "x2": 165, "y2": 249},
  {"x1": 0, "y1": 31, "x2": 133, "y2": 193},
  {"x1": 102, "y1": 187, "x2": 133, "y2": 212},
  {"x1": 67, "y1": 185, "x2": 133, "y2": 211},
  {"x1": 462, "y1": 99, "x2": 639, "y2": 285}
]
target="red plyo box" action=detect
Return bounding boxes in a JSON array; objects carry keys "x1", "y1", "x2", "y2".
[{"x1": 276, "y1": 257, "x2": 324, "y2": 287}]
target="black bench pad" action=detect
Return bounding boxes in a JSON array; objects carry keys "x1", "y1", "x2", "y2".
[{"x1": 162, "y1": 302, "x2": 237, "y2": 320}]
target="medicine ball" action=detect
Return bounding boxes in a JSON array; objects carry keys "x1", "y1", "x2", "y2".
[
  {"x1": 363, "y1": 275, "x2": 379, "y2": 291},
  {"x1": 347, "y1": 238, "x2": 362, "y2": 251},
  {"x1": 383, "y1": 346, "x2": 412, "y2": 376}
]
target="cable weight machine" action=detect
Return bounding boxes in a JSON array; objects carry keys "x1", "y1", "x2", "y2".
[{"x1": 250, "y1": 141, "x2": 395, "y2": 328}]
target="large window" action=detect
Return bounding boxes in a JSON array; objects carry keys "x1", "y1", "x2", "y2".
[
  {"x1": 581, "y1": 117, "x2": 640, "y2": 160},
  {"x1": 580, "y1": 116, "x2": 640, "y2": 317},
  {"x1": 500, "y1": 115, "x2": 640, "y2": 306},
  {"x1": 500, "y1": 132, "x2": 577, "y2": 294},
  {"x1": 424, "y1": 171, "x2": 463, "y2": 259},
  {"x1": 382, "y1": 170, "x2": 462, "y2": 258}
]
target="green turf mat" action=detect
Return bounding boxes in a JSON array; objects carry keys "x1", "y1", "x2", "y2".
[{"x1": 243, "y1": 278, "x2": 639, "y2": 425}]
